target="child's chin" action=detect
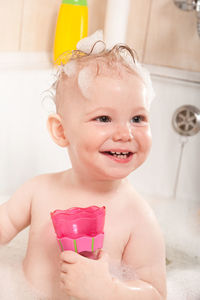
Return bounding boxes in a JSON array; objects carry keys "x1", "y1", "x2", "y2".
[{"x1": 103, "y1": 170, "x2": 133, "y2": 180}]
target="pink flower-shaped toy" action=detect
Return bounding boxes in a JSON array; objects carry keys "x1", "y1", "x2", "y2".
[{"x1": 51, "y1": 206, "x2": 105, "y2": 253}]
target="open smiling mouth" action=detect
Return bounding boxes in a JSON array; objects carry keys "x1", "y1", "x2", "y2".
[{"x1": 100, "y1": 151, "x2": 134, "y2": 163}]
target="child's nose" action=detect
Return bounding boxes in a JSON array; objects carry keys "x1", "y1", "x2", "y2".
[{"x1": 112, "y1": 123, "x2": 134, "y2": 142}]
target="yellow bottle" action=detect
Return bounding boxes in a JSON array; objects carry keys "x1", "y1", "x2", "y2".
[{"x1": 53, "y1": 0, "x2": 88, "y2": 65}]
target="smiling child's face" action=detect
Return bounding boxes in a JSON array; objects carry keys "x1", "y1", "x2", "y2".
[{"x1": 59, "y1": 70, "x2": 152, "y2": 181}]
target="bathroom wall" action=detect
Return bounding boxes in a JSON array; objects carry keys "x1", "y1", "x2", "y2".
[
  {"x1": 0, "y1": 1, "x2": 199, "y2": 200},
  {"x1": 129, "y1": 68, "x2": 200, "y2": 201},
  {"x1": 0, "y1": 0, "x2": 200, "y2": 71},
  {"x1": 0, "y1": 54, "x2": 199, "y2": 201}
]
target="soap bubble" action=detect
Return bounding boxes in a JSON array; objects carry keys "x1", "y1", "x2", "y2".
[
  {"x1": 109, "y1": 261, "x2": 138, "y2": 282},
  {"x1": 76, "y1": 30, "x2": 105, "y2": 54},
  {"x1": 78, "y1": 66, "x2": 94, "y2": 99}
]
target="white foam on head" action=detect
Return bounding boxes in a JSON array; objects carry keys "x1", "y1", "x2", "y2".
[
  {"x1": 78, "y1": 66, "x2": 94, "y2": 99},
  {"x1": 119, "y1": 49, "x2": 155, "y2": 109},
  {"x1": 119, "y1": 49, "x2": 135, "y2": 69},
  {"x1": 133, "y1": 64, "x2": 155, "y2": 109},
  {"x1": 76, "y1": 30, "x2": 105, "y2": 54},
  {"x1": 59, "y1": 29, "x2": 155, "y2": 109},
  {"x1": 63, "y1": 60, "x2": 77, "y2": 77}
]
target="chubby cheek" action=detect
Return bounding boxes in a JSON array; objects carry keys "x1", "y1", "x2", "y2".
[
  {"x1": 136, "y1": 127, "x2": 152, "y2": 157},
  {"x1": 68, "y1": 129, "x2": 105, "y2": 166},
  {"x1": 83, "y1": 127, "x2": 109, "y2": 152}
]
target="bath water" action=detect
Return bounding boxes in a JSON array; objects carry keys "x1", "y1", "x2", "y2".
[{"x1": 0, "y1": 229, "x2": 137, "y2": 300}]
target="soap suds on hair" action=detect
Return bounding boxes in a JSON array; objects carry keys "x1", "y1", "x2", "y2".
[
  {"x1": 63, "y1": 60, "x2": 77, "y2": 77},
  {"x1": 78, "y1": 66, "x2": 94, "y2": 99},
  {"x1": 76, "y1": 30, "x2": 105, "y2": 54},
  {"x1": 48, "y1": 30, "x2": 155, "y2": 111}
]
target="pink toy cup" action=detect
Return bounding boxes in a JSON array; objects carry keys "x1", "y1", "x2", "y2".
[{"x1": 51, "y1": 206, "x2": 105, "y2": 253}]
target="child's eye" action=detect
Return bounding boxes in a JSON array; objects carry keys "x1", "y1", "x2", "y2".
[
  {"x1": 94, "y1": 116, "x2": 111, "y2": 122},
  {"x1": 131, "y1": 115, "x2": 145, "y2": 123}
]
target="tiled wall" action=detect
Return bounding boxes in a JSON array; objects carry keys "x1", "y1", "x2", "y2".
[{"x1": 0, "y1": 0, "x2": 199, "y2": 71}]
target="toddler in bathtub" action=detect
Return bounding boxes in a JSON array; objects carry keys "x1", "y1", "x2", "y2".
[{"x1": 0, "y1": 32, "x2": 166, "y2": 300}]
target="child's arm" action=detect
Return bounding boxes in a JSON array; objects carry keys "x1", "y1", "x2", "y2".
[
  {"x1": 59, "y1": 204, "x2": 166, "y2": 300},
  {"x1": 0, "y1": 179, "x2": 33, "y2": 244},
  {"x1": 114, "y1": 205, "x2": 167, "y2": 300}
]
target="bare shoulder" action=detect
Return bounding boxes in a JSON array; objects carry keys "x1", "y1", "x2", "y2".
[
  {"x1": 28, "y1": 170, "x2": 68, "y2": 190},
  {"x1": 31, "y1": 170, "x2": 65, "y2": 182},
  {"x1": 125, "y1": 183, "x2": 160, "y2": 229},
  {"x1": 124, "y1": 182, "x2": 165, "y2": 256},
  {"x1": 28, "y1": 170, "x2": 72, "y2": 210},
  {"x1": 9, "y1": 171, "x2": 68, "y2": 206}
]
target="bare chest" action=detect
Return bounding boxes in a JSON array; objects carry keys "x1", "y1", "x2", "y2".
[{"x1": 28, "y1": 190, "x2": 131, "y2": 261}]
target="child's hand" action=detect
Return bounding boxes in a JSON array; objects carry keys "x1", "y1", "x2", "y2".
[{"x1": 60, "y1": 249, "x2": 114, "y2": 300}]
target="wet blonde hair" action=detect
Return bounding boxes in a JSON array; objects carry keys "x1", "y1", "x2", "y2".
[{"x1": 47, "y1": 41, "x2": 155, "y2": 112}]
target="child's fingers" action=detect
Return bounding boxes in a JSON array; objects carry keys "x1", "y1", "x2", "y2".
[
  {"x1": 60, "y1": 250, "x2": 79, "y2": 264},
  {"x1": 60, "y1": 272, "x2": 66, "y2": 282},
  {"x1": 60, "y1": 261, "x2": 70, "y2": 273},
  {"x1": 60, "y1": 272, "x2": 69, "y2": 290}
]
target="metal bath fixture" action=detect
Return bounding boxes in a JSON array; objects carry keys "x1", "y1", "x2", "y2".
[
  {"x1": 172, "y1": 105, "x2": 200, "y2": 136},
  {"x1": 173, "y1": 0, "x2": 200, "y2": 37},
  {"x1": 174, "y1": 0, "x2": 196, "y2": 10},
  {"x1": 172, "y1": 105, "x2": 200, "y2": 198}
]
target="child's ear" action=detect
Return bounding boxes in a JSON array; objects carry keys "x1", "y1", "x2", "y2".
[{"x1": 47, "y1": 114, "x2": 69, "y2": 147}]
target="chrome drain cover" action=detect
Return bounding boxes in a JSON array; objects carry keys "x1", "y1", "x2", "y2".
[{"x1": 172, "y1": 105, "x2": 200, "y2": 136}]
